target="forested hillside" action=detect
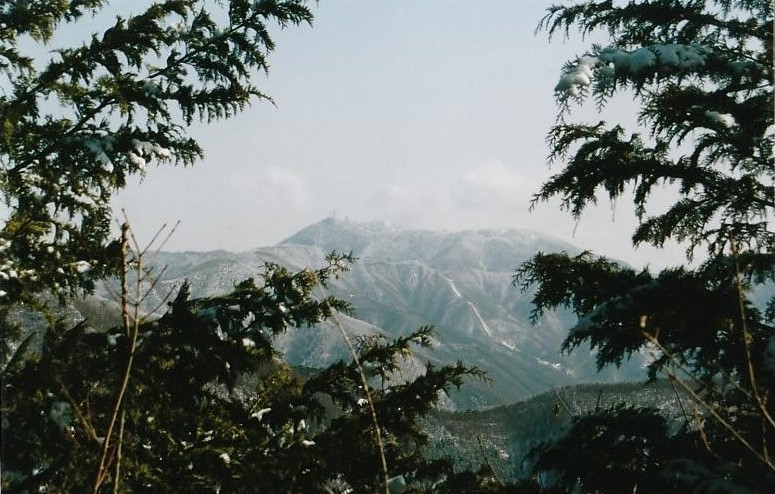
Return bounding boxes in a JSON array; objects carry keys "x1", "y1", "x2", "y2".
[
  {"x1": 424, "y1": 381, "x2": 686, "y2": 483},
  {"x1": 84, "y1": 218, "x2": 646, "y2": 409}
]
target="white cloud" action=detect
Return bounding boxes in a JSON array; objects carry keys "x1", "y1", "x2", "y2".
[
  {"x1": 361, "y1": 160, "x2": 537, "y2": 232},
  {"x1": 450, "y1": 160, "x2": 535, "y2": 208},
  {"x1": 231, "y1": 166, "x2": 309, "y2": 208}
]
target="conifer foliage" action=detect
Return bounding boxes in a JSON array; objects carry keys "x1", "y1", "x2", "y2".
[
  {"x1": 0, "y1": 0, "x2": 313, "y2": 302},
  {"x1": 2, "y1": 246, "x2": 483, "y2": 492},
  {"x1": 516, "y1": 0, "x2": 774, "y2": 491},
  {"x1": 0, "y1": 2, "x2": 489, "y2": 492}
]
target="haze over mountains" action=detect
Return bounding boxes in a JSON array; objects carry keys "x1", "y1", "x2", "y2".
[{"x1": 104, "y1": 218, "x2": 645, "y2": 409}]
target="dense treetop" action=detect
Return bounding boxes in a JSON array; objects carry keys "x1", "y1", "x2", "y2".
[
  {"x1": 516, "y1": 1, "x2": 774, "y2": 491},
  {"x1": 1, "y1": 0, "x2": 314, "y2": 302}
]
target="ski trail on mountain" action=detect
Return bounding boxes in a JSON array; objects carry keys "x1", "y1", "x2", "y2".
[
  {"x1": 445, "y1": 275, "x2": 492, "y2": 337},
  {"x1": 446, "y1": 277, "x2": 462, "y2": 298},
  {"x1": 468, "y1": 302, "x2": 492, "y2": 337}
]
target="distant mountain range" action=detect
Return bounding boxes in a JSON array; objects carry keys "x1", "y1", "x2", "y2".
[{"x1": 94, "y1": 218, "x2": 646, "y2": 409}]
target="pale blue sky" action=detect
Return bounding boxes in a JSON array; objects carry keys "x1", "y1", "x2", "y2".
[{"x1": 110, "y1": 0, "x2": 685, "y2": 268}]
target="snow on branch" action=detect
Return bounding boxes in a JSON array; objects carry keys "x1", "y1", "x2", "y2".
[{"x1": 555, "y1": 43, "x2": 712, "y2": 98}]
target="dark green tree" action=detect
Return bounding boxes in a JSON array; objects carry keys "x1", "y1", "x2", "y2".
[
  {"x1": 0, "y1": 3, "x2": 492, "y2": 492},
  {"x1": 0, "y1": 0, "x2": 313, "y2": 305},
  {"x1": 515, "y1": 0, "x2": 774, "y2": 492},
  {"x1": 1, "y1": 247, "x2": 484, "y2": 492}
]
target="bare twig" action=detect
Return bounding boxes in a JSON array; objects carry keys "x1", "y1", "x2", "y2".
[
  {"x1": 113, "y1": 411, "x2": 126, "y2": 494},
  {"x1": 93, "y1": 219, "x2": 178, "y2": 492},
  {"x1": 643, "y1": 331, "x2": 775, "y2": 471},
  {"x1": 552, "y1": 388, "x2": 574, "y2": 417},
  {"x1": 731, "y1": 242, "x2": 775, "y2": 430},
  {"x1": 666, "y1": 373, "x2": 691, "y2": 428},
  {"x1": 94, "y1": 223, "x2": 135, "y2": 492},
  {"x1": 595, "y1": 388, "x2": 603, "y2": 412},
  {"x1": 477, "y1": 436, "x2": 504, "y2": 487},
  {"x1": 327, "y1": 304, "x2": 390, "y2": 494},
  {"x1": 58, "y1": 381, "x2": 99, "y2": 443}
]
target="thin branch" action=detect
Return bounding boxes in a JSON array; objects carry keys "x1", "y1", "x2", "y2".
[
  {"x1": 644, "y1": 331, "x2": 775, "y2": 471},
  {"x1": 327, "y1": 304, "x2": 390, "y2": 494},
  {"x1": 662, "y1": 364, "x2": 774, "y2": 471},
  {"x1": 594, "y1": 388, "x2": 603, "y2": 412},
  {"x1": 692, "y1": 405, "x2": 718, "y2": 459},
  {"x1": 152, "y1": 220, "x2": 180, "y2": 254},
  {"x1": 94, "y1": 223, "x2": 132, "y2": 492},
  {"x1": 477, "y1": 436, "x2": 505, "y2": 487},
  {"x1": 553, "y1": 388, "x2": 574, "y2": 417},
  {"x1": 58, "y1": 381, "x2": 99, "y2": 443},
  {"x1": 731, "y1": 242, "x2": 775, "y2": 430},
  {"x1": 120, "y1": 222, "x2": 130, "y2": 337},
  {"x1": 136, "y1": 264, "x2": 171, "y2": 307},
  {"x1": 112, "y1": 410, "x2": 126, "y2": 494},
  {"x1": 142, "y1": 283, "x2": 179, "y2": 319},
  {"x1": 667, "y1": 372, "x2": 691, "y2": 428},
  {"x1": 93, "y1": 216, "x2": 173, "y2": 493}
]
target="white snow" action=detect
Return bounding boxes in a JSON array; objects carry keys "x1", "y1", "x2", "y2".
[
  {"x1": 555, "y1": 43, "x2": 711, "y2": 97},
  {"x1": 361, "y1": 361, "x2": 380, "y2": 378},
  {"x1": 705, "y1": 110, "x2": 737, "y2": 128},
  {"x1": 48, "y1": 401, "x2": 72, "y2": 429},
  {"x1": 251, "y1": 407, "x2": 271, "y2": 421},
  {"x1": 555, "y1": 55, "x2": 597, "y2": 96},
  {"x1": 219, "y1": 452, "x2": 231, "y2": 464},
  {"x1": 241, "y1": 337, "x2": 255, "y2": 348},
  {"x1": 301, "y1": 440, "x2": 315, "y2": 447},
  {"x1": 536, "y1": 357, "x2": 562, "y2": 371},
  {"x1": 84, "y1": 137, "x2": 115, "y2": 172},
  {"x1": 445, "y1": 277, "x2": 462, "y2": 298},
  {"x1": 602, "y1": 47, "x2": 656, "y2": 73},
  {"x1": 467, "y1": 301, "x2": 492, "y2": 337},
  {"x1": 127, "y1": 152, "x2": 146, "y2": 171},
  {"x1": 132, "y1": 138, "x2": 172, "y2": 159},
  {"x1": 71, "y1": 260, "x2": 91, "y2": 273},
  {"x1": 653, "y1": 43, "x2": 708, "y2": 68},
  {"x1": 215, "y1": 325, "x2": 227, "y2": 341}
]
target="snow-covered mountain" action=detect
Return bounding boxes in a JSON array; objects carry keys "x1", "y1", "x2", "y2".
[{"x1": 120, "y1": 218, "x2": 645, "y2": 409}]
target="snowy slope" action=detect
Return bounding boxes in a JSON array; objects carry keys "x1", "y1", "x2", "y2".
[{"x1": 105, "y1": 218, "x2": 645, "y2": 409}]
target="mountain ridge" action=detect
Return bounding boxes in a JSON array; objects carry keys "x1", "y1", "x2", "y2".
[{"x1": 101, "y1": 218, "x2": 645, "y2": 409}]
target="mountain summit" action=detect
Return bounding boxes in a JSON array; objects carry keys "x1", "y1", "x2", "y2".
[{"x1": 130, "y1": 218, "x2": 641, "y2": 409}]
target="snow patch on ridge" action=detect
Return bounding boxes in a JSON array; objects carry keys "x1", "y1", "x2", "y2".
[{"x1": 468, "y1": 301, "x2": 492, "y2": 337}]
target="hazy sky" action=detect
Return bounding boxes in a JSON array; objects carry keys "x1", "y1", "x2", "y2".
[{"x1": 114, "y1": 0, "x2": 687, "y2": 269}]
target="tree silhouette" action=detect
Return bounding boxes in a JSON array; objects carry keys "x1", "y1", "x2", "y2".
[{"x1": 516, "y1": 1, "x2": 774, "y2": 491}]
